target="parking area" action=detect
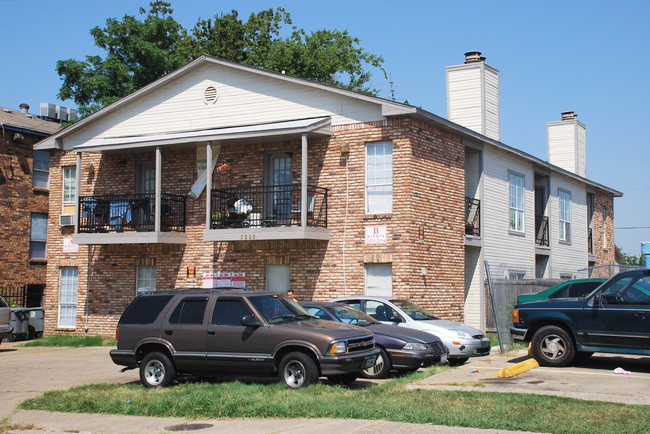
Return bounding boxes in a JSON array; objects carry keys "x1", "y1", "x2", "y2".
[
  {"x1": 410, "y1": 350, "x2": 650, "y2": 405},
  {"x1": 2, "y1": 342, "x2": 650, "y2": 431}
]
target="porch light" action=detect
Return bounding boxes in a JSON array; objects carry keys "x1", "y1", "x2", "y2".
[
  {"x1": 83, "y1": 164, "x2": 95, "y2": 175},
  {"x1": 340, "y1": 143, "x2": 350, "y2": 154}
]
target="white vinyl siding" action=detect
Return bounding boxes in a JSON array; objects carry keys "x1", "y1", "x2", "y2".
[
  {"x1": 136, "y1": 266, "x2": 156, "y2": 295},
  {"x1": 29, "y1": 213, "x2": 48, "y2": 260},
  {"x1": 58, "y1": 267, "x2": 78, "y2": 328},
  {"x1": 509, "y1": 172, "x2": 525, "y2": 233},
  {"x1": 365, "y1": 263, "x2": 393, "y2": 296},
  {"x1": 32, "y1": 151, "x2": 50, "y2": 189},
  {"x1": 55, "y1": 63, "x2": 386, "y2": 151},
  {"x1": 63, "y1": 166, "x2": 77, "y2": 205},
  {"x1": 559, "y1": 189, "x2": 571, "y2": 242},
  {"x1": 366, "y1": 142, "x2": 393, "y2": 214}
]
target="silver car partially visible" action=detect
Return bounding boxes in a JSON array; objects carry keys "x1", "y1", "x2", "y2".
[
  {"x1": 0, "y1": 296, "x2": 13, "y2": 344},
  {"x1": 331, "y1": 295, "x2": 491, "y2": 365}
]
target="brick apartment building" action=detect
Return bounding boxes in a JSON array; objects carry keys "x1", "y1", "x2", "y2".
[
  {"x1": 35, "y1": 54, "x2": 619, "y2": 336},
  {"x1": 0, "y1": 104, "x2": 60, "y2": 306}
]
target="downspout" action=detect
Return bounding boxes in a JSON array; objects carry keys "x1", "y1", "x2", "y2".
[{"x1": 75, "y1": 152, "x2": 81, "y2": 234}]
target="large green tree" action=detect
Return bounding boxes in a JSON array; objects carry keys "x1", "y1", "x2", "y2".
[{"x1": 57, "y1": 2, "x2": 385, "y2": 116}]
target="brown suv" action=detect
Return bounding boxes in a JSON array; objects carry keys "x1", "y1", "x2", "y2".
[{"x1": 110, "y1": 289, "x2": 378, "y2": 388}]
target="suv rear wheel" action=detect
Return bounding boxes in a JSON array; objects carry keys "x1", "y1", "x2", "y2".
[
  {"x1": 140, "y1": 352, "x2": 176, "y2": 388},
  {"x1": 279, "y1": 352, "x2": 318, "y2": 389},
  {"x1": 531, "y1": 325, "x2": 575, "y2": 367}
]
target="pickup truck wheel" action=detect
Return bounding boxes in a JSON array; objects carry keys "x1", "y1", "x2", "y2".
[
  {"x1": 140, "y1": 352, "x2": 176, "y2": 388},
  {"x1": 531, "y1": 325, "x2": 575, "y2": 367},
  {"x1": 361, "y1": 347, "x2": 391, "y2": 379},
  {"x1": 279, "y1": 352, "x2": 318, "y2": 389}
]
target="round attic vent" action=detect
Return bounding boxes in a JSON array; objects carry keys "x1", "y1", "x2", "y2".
[{"x1": 203, "y1": 86, "x2": 218, "y2": 105}]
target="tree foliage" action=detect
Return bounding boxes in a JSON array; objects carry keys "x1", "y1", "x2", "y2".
[{"x1": 57, "y1": 2, "x2": 385, "y2": 115}]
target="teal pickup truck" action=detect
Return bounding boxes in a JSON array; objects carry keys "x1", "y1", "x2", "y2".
[{"x1": 511, "y1": 268, "x2": 650, "y2": 367}]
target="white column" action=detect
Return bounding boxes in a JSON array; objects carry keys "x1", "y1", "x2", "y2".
[
  {"x1": 301, "y1": 133, "x2": 308, "y2": 227},
  {"x1": 155, "y1": 146, "x2": 162, "y2": 232},
  {"x1": 206, "y1": 142, "x2": 213, "y2": 229},
  {"x1": 75, "y1": 152, "x2": 81, "y2": 234}
]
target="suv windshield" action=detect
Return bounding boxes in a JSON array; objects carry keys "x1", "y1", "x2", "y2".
[
  {"x1": 392, "y1": 299, "x2": 440, "y2": 320},
  {"x1": 250, "y1": 295, "x2": 312, "y2": 323},
  {"x1": 328, "y1": 305, "x2": 378, "y2": 326}
]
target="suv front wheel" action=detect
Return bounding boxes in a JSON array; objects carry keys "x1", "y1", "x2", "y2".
[
  {"x1": 531, "y1": 325, "x2": 575, "y2": 367},
  {"x1": 279, "y1": 352, "x2": 318, "y2": 389},
  {"x1": 140, "y1": 352, "x2": 176, "y2": 388}
]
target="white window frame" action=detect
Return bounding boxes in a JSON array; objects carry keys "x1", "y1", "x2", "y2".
[
  {"x1": 366, "y1": 142, "x2": 393, "y2": 214},
  {"x1": 559, "y1": 189, "x2": 571, "y2": 242},
  {"x1": 136, "y1": 266, "x2": 157, "y2": 295},
  {"x1": 508, "y1": 172, "x2": 525, "y2": 233},
  {"x1": 365, "y1": 263, "x2": 393, "y2": 296},
  {"x1": 29, "y1": 213, "x2": 48, "y2": 260},
  {"x1": 63, "y1": 166, "x2": 77, "y2": 206},
  {"x1": 33, "y1": 151, "x2": 50, "y2": 190},
  {"x1": 58, "y1": 267, "x2": 78, "y2": 328}
]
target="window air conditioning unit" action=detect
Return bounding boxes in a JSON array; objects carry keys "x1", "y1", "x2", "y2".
[{"x1": 59, "y1": 214, "x2": 75, "y2": 226}]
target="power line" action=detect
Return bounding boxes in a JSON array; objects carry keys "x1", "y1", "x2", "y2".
[{"x1": 615, "y1": 226, "x2": 650, "y2": 229}]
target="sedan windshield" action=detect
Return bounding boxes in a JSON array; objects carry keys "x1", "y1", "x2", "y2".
[
  {"x1": 250, "y1": 295, "x2": 313, "y2": 323},
  {"x1": 327, "y1": 305, "x2": 378, "y2": 326},
  {"x1": 392, "y1": 299, "x2": 440, "y2": 320}
]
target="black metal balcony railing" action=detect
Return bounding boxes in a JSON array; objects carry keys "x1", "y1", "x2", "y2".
[
  {"x1": 588, "y1": 227, "x2": 594, "y2": 254},
  {"x1": 210, "y1": 184, "x2": 328, "y2": 229},
  {"x1": 78, "y1": 193, "x2": 186, "y2": 233},
  {"x1": 535, "y1": 215, "x2": 549, "y2": 247},
  {"x1": 465, "y1": 197, "x2": 480, "y2": 236}
]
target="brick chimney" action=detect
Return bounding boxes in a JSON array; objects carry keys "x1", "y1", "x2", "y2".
[
  {"x1": 446, "y1": 51, "x2": 500, "y2": 141},
  {"x1": 547, "y1": 112, "x2": 587, "y2": 177}
]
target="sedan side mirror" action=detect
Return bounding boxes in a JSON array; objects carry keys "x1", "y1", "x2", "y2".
[
  {"x1": 241, "y1": 314, "x2": 262, "y2": 327},
  {"x1": 592, "y1": 294, "x2": 602, "y2": 306}
]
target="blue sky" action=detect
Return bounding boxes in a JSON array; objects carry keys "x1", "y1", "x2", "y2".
[{"x1": 2, "y1": 0, "x2": 649, "y2": 256}]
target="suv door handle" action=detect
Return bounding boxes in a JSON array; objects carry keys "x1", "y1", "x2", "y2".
[
  {"x1": 207, "y1": 331, "x2": 216, "y2": 335},
  {"x1": 164, "y1": 330, "x2": 173, "y2": 335}
]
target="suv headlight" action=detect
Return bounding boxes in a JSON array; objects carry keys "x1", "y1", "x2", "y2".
[
  {"x1": 328, "y1": 340, "x2": 348, "y2": 354},
  {"x1": 403, "y1": 342, "x2": 428, "y2": 351}
]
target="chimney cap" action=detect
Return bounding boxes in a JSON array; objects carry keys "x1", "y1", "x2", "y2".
[
  {"x1": 464, "y1": 51, "x2": 486, "y2": 64},
  {"x1": 19, "y1": 103, "x2": 30, "y2": 113},
  {"x1": 561, "y1": 111, "x2": 577, "y2": 120}
]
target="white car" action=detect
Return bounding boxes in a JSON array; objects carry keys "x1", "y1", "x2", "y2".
[{"x1": 331, "y1": 296, "x2": 491, "y2": 365}]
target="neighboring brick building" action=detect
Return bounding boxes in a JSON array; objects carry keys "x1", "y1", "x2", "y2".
[
  {"x1": 35, "y1": 54, "x2": 619, "y2": 336},
  {"x1": 0, "y1": 104, "x2": 60, "y2": 306}
]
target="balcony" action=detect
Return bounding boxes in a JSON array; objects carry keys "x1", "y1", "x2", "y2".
[
  {"x1": 72, "y1": 193, "x2": 187, "y2": 244},
  {"x1": 588, "y1": 227, "x2": 594, "y2": 254},
  {"x1": 205, "y1": 184, "x2": 329, "y2": 241},
  {"x1": 535, "y1": 215, "x2": 549, "y2": 247},
  {"x1": 465, "y1": 197, "x2": 480, "y2": 237}
]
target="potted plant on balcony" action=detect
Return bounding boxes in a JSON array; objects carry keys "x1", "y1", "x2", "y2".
[
  {"x1": 211, "y1": 212, "x2": 225, "y2": 229},
  {"x1": 465, "y1": 220, "x2": 475, "y2": 235},
  {"x1": 263, "y1": 214, "x2": 277, "y2": 227}
]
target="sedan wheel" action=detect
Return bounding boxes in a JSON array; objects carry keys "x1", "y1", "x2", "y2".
[{"x1": 361, "y1": 347, "x2": 391, "y2": 379}]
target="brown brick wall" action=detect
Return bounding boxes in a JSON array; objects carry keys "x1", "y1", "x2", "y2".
[
  {"x1": 0, "y1": 131, "x2": 49, "y2": 295},
  {"x1": 42, "y1": 118, "x2": 468, "y2": 336},
  {"x1": 591, "y1": 191, "x2": 617, "y2": 277}
]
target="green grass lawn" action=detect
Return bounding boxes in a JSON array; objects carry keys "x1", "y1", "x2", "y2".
[
  {"x1": 17, "y1": 367, "x2": 650, "y2": 433},
  {"x1": 20, "y1": 334, "x2": 116, "y2": 347}
]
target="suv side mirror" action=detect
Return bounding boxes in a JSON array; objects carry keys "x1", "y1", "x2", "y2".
[
  {"x1": 593, "y1": 293, "x2": 602, "y2": 305},
  {"x1": 241, "y1": 314, "x2": 262, "y2": 327},
  {"x1": 389, "y1": 316, "x2": 402, "y2": 323}
]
